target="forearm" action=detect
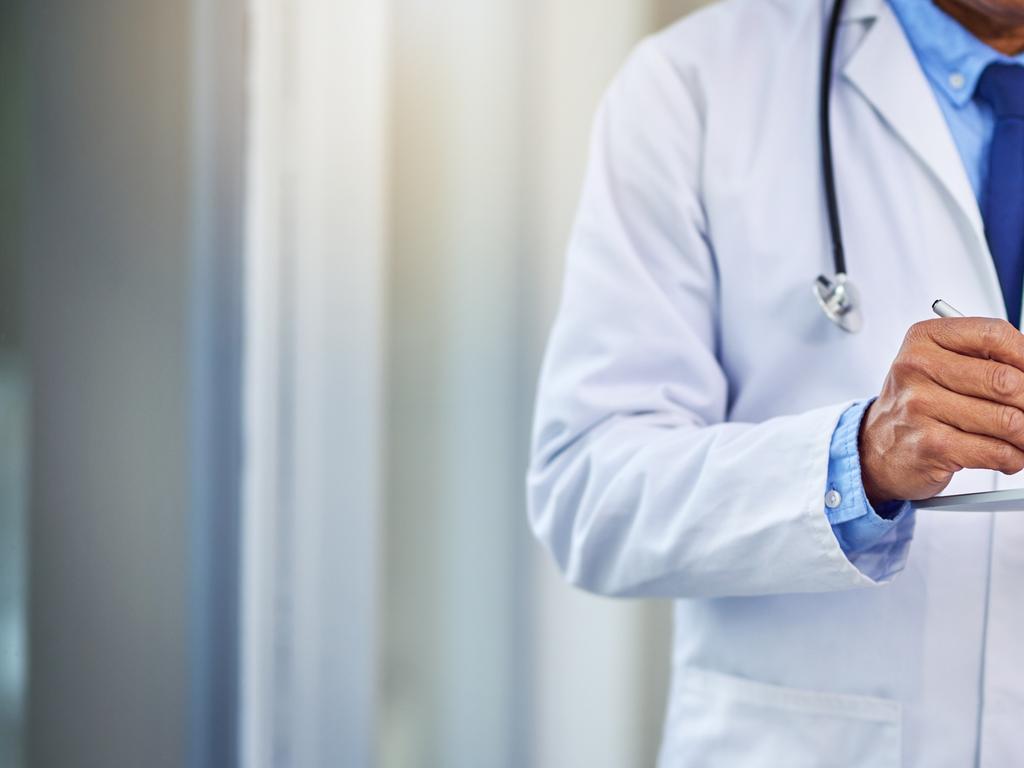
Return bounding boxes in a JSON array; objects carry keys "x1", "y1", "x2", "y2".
[{"x1": 528, "y1": 401, "x2": 913, "y2": 599}]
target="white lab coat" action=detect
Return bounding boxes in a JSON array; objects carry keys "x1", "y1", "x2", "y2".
[{"x1": 527, "y1": 0, "x2": 1024, "y2": 765}]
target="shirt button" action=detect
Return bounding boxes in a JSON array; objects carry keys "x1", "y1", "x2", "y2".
[
  {"x1": 949, "y1": 72, "x2": 966, "y2": 90},
  {"x1": 825, "y1": 490, "x2": 843, "y2": 509}
]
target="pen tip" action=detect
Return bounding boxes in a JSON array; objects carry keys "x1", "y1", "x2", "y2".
[{"x1": 932, "y1": 299, "x2": 941, "y2": 309}]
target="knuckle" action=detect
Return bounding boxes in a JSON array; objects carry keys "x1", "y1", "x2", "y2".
[
  {"x1": 901, "y1": 351, "x2": 927, "y2": 374},
  {"x1": 916, "y1": 430, "x2": 942, "y2": 458},
  {"x1": 889, "y1": 358, "x2": 912, "y2": 382},
  {"x1": 980, "y1": 320, "x2": 1018, "y2": 354},
  {"x1": 1000, "y1": 405, "x2": 1024, "y2": 439},
  {"x1": 992, "y1": 442, "x2": 1017, "y2": 469},
  {"x1": 906, "y1": 321, "x2": 929, "y2": 342},
  {"x1": 893, "y1": 351, "x2": 929, "y2": 381},
  {"x1": 989, "y1": 364, "x2": 1021, "y2": 398},
  {"x1": 999, "y1": 446, "x2": 1024, "y2": 474},
  {"x1": 903, "y1": 322, "x2": 933, "y2": 353},
  {"x1": 902, "y1": 391, "x2": 926, "y2": 419},
  {"x1": 923, "y1": 466, "x2": 954, "y2": 487}
]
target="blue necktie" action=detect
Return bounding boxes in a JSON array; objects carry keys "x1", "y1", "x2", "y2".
[{"x1": 977, "y1": 63, "x2": 1024, "y2": 327}]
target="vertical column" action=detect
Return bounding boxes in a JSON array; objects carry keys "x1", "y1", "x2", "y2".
[
  {"x1": 384, "y1": 0, "x2": 530, "y2": 765},
  {"x1": 242, "y1": 0, "x2": 389, "y2": 765},
  {"x1": 0, "y1": 1, "x2": 26, "y2": 763},
  {"x1": 188, "y1": 0, "x2": 246, "y2": 764},
  {"x1": 24, "y1": 1, "x2": 191, "y2": 766}
]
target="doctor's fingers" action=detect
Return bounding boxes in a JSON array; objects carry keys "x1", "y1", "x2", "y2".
[
  {"x1": 921, "y1": 387, "x2": 1024, "y2": 453},
  {"x1": 921, "y1": 317, "x2": 1024, "y2": 370},
  {"x1": 924, "y1": 424, "x2": 1024, "y2": 477},
  {"x1": 915, "y1": 348, "x2": 1024, "y2": 412}
]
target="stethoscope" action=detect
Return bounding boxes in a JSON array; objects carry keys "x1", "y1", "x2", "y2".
[{"x1": 813, "y1": 0, "x2": 864, "y2": 333}]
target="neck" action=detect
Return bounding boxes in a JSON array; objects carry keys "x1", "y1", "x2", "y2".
[{"x1": 935, "y1": 0, "x2": 1024, "y2": 55}]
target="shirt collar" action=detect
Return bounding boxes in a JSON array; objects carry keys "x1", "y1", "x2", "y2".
[{"x1": 887, "y1": 0, "x2": 1024, "y2": 107}]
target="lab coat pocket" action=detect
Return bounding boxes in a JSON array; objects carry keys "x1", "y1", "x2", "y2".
[{"x1": 659, "y1": 667, "x2": 901, "y2": 768}]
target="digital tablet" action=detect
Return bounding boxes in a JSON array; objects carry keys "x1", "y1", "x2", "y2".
[{"x1": 915, "y1": 488, "x2": 1024, "y2": 512}]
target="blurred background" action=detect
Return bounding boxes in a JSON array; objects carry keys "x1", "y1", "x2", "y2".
[{"x1": 0, "y1": 0, "x2": 708, "y2": 765}]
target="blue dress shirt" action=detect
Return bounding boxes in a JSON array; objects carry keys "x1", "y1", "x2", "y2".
[
  {"x1": 826, "y1": 0, "x2": 1024, "y2": 557},
  {"x1": 889, "y1": 0, "x2": 1024, "y2": 202}
]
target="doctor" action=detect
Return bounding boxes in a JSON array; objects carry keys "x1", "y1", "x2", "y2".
[{"x1": 529, "y1": 0, "x2": 1024, "y2": 765}]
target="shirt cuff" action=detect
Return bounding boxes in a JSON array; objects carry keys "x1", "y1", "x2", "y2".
[{"x1": 825, "y1": 399, "x2": 913, "y2": 555}]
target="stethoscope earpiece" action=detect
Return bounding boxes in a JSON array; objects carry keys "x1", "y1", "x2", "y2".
[{"x1": 813, "y1": 273, "x2": 863, "y2": 334}]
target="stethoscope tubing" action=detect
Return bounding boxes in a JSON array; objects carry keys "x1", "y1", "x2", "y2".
[
  {"x1": 813, "y1": 0, "x2": 864, "y2": 332},
  {"x1": 820, "y1": 0, "x2": 847, "y2": 278}
]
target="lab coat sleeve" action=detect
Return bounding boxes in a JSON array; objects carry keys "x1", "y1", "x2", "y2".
[{"x1": 527, "y1": 38, "x2": 914, "y2": 599}]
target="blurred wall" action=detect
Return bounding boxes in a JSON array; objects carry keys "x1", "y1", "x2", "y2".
[
  {"x1": 11, "y1": 0, "x2": 711, "y2": 765},
  {"x1": 0, "y1": 0, "x2": 25, "y2": 353},
  {"x1": 24, "y1": 1, "x2": 192, "y2": 766},
  {"x1": 0, "y1": 2, "x2": 27, "y2": 766},
  {"x1": 240, "y1": 0, "x2": 387, "y2": 765},
  {"x1": 383, "y1": 1, "x2": 708, "y2": 766}
]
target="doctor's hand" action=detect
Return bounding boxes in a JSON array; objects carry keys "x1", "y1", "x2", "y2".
[{"x1": 860, "y1": 318, "x2": 1024, "y2": 505}]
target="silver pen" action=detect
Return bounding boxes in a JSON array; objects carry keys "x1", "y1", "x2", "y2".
[{"x1": 932, "y1": 299, "x2": 965, "y2": 319}]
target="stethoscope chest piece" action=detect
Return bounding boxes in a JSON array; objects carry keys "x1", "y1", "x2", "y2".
[
  {"x1": 815, "y1": 0, "x2": 863, "y2": 334},
  {"x1": 814, "y1": 273, "x2": 862, "y2": 333}
]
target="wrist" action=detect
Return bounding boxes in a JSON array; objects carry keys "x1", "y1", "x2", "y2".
[{"x1": 858, "y1": 401, "x2": 895, "y2": 507}]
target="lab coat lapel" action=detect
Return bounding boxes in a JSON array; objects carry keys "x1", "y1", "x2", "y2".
[
  {"x1": 842, "y1": 5, "x2": 980, "y2": 238},
  {"x1": 841, "y1": 3, "x2": 1002, "y2": 313}
]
